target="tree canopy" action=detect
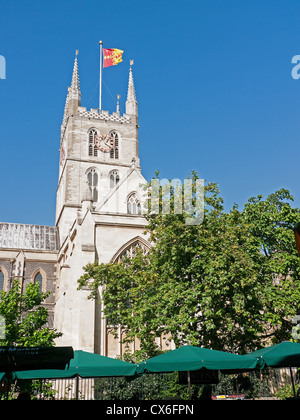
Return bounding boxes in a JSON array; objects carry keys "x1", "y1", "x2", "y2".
[
  {"x1": 0, "y1": 279, "x2": 61, "y2": 347},
  {"x1": 78, "y1": 174, "x2": 300, "y2": 359}
]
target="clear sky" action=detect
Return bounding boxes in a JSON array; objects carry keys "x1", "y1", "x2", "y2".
[{"x1": 1, "y1": 0, "x2": 300, "y2": 226}]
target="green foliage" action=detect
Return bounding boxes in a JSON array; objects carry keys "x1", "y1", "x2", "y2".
[
  {"x1": 215, "y1": 371, "x2": 272, "y2": 399},
  {"x1": 0, "y1": 279, "x2": 61, "y2": 346},
  {"x1": 0, "y1": 280, "x2": 62, "y2": 400},
  {"x1": 94, "y1": 373, "x2": 195, "y2": 400},
  {"x1": 276, "y1": 383, "x2": 299, "y2": 400},
  {"x1": 94, "y1": 372, "x2": 274, "y2": 400},
  {"x1": 78, "y1": 174, "x2": 300, "y2": 358}
]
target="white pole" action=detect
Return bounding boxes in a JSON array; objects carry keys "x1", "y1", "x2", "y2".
[
  {"x1": 99, "y1": 40, "x2": 103, "y2": 110},
  {"x1": 187, "y1": 371, "x2": 191, "y2": 400}
]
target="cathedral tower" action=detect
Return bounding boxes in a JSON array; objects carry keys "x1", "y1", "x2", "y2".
[
  {"x1": 54, "y1": 52, "x2": 150, "y2": 355},
  {"x1": 56, "y1": 53, "x2": 140, "y2": 243}
]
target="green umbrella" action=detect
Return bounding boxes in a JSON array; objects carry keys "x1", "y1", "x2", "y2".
[
  {"x1": 246, "y1": 341, "x2": 300, "y2": 398},
  {"x1": 15, "y1": 350, "x2": 138, "y2": 380},
  {"x1": 246, "y1": 342, "x2": 300, "y2": 368},
  {"x1": 137, "y1": 345, "x2": 263, "y2": 374}
]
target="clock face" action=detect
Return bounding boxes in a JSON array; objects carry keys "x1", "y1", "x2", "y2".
[{"x1": 94, "y1": 132, "x2": 115, "y2": 152}]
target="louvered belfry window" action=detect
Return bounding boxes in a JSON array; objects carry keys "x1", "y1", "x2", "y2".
[
  {"x1": 88, "y1": 129, "x2": 98, "y2": 157},
  {"x1": 110, "y1": 131, "x2": 119, "y2": 159}
]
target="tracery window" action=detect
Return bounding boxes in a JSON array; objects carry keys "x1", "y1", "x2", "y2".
[
  {"x1": 115, "y1": 240, "x2": 150, "y2": 263},
  {"x1": 87, "y1": 168, "x2": 98, "y2": 202},
  {"x1": 88, "y1": 129, "x2": 98, "y2": 157},
  {"x1": 109, "y1": 170, "x2": 120, "y2": 188},
  {"x1": 107, "y1": 239, "x2": 151, "y2": 325},
  {"x1": 109, "y1": 131, "x2": 119, "y2": 159},
  {"x1": 127, "y1": 193, "x2": 141, "y2": 215}
]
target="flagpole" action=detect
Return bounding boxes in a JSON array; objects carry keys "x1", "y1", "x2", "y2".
[{"x1": 99, "y1": 40, "x2": 103, "y2": 110}]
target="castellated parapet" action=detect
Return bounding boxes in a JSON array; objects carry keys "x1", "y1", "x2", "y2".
[{"x1": 78, "y1": 107, "x2": 131, "y2": 124}]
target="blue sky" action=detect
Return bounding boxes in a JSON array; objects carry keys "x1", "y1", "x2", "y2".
[{"x1": 1, "y1": 0, "x2": 300, "y2": 226}]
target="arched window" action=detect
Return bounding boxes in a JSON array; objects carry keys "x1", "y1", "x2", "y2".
[
  {"x1": 115, "y1": 239, "x2": 150, "y2": 263},
  {"x1": 0, "y1": 270, "x2": 4, "y2": 292},
  {"x1": 108, "y1": 238, "x2": 151, "y2": 325},
  {"x1": 87, "y1": 168, "x2": 98, "y2": 202},
  {"x1": 127, "y1": 193, "x2": 141, "y2": 215},
  {"x1": 109, "y1": 170, "x2": 120, "y2": 188},
  {"x1": 109, "y1": 131, "x2": 119, "y2": 159},
  {"x1": 34, "y1": 272, "x2": 43, "y2": 293},
  {"x1": 88, "y1": 129, "x2": 98, "y2": 157}
]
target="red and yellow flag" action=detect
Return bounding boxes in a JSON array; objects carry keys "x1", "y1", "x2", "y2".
[{"x1": 103, "y1": 48, "x2": 124, "y2": 68}]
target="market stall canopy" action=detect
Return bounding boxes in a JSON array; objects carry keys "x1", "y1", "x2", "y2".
[
  {"x1": 0, "y1": 346, "x2": 74, "y2": 373},
  {"x1": 246, "y1": 342, "x2": 300, "y2": 368},
  {"x1": 137, "y1": 345, "x2": 263, "y2": 374},
  {"x1": 15, "y1": 350, "x2": 138, "y2": 379}
]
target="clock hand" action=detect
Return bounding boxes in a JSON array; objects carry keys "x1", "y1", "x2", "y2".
[{"x1": 105, "y1": 134, "x2": 113, "y2": 148}]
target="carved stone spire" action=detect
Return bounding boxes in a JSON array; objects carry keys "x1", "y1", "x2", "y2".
[
  {"x1": 125, "y1": 60, "x2": 138, "y2": 121},
  {"x1": 61, "y1": 51, "x2": 82, "y2": 139},
  {"x1": 65, "y1": 50, "x2": 81, "y2": 118},
  {"x1": 70, "y1": 50, "x2": 80, "y2": 94}
]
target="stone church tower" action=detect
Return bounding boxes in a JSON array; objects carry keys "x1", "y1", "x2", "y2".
[
  {"x1": 0, "y1": 52, "x2": 151, "y2": 357},
  {"x1": 54, "y1": 54, "x2": 150, "y2": 356}
]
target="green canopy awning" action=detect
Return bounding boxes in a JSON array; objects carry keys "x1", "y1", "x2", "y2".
[
  {"x1": 137, "y1": 345, "x2": 263, "y2": 374},
  {"x1": 15, "y1": 350, "x2": 138, "y2": 380},
  {"x1": 246, "y1": 342, "x2": 300, "y2": 368}
]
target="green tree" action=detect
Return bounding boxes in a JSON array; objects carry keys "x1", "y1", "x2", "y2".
[
  {"x1": 78, "y1": 173, "x2": 300, "y2": 359},
  {"x1": 0, "y1": 279, "x2": 61, "y2": 346}
]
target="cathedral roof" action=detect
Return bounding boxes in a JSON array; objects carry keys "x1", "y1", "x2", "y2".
[{"x1": 0, "y1": 223, "x2": 59, "y2": 252}]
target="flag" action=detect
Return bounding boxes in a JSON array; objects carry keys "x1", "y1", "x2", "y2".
[{"x1": 103, "y1": 48, "x2": 124, "y2": 68}]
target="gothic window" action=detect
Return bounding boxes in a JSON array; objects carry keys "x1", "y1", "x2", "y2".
[
  {"x1": 0, "y1": 270, "x2": 4, "y2": 291},
  {"x1": 87, "y1": 168, "x2": 98, "y2": 202},
  {"x1": 88, "y1": 129, "x2": 98, "y2": 157},
  {"x1": 127, "y1": 193, "x2": 141, "y2": 215},
  {"x1": 109, "y1": 170, "x2": 120, "y2": 188},
  {"x1": 34, "y1": 272, "x2": 43, "y2": 293},
  {"x1": 107, "y1": 238, "x2": 151, "y2": 325},
  {"x1": 109, "y1": 131, "x2": 119, "y2": 159},
  {"x1": 116, "y1": 240, "x2": 150, "y2": 263}
]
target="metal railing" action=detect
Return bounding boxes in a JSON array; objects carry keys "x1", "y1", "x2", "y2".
[{"x1": 1, "y1": 368, "x2": 299, "y2": 400}]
